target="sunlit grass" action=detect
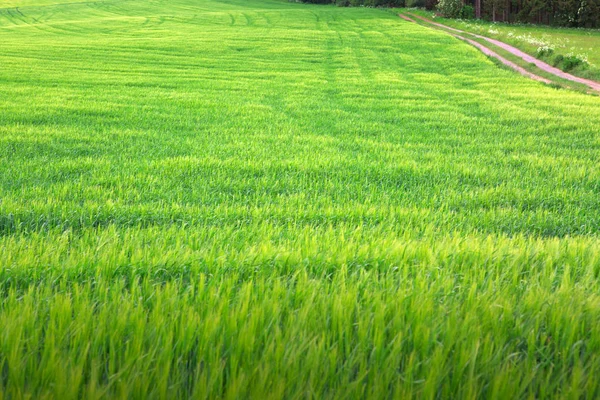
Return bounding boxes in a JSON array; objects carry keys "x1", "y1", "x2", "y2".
[{"x1": 1, "y1": 0, "x2": 600, "y2": 397}]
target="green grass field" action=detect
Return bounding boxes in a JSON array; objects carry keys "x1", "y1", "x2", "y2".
[
  {"x1": 1, "y1": 0, "x2": 600, "y2": 398},
  {"x1": 405, "y1": 9, "x2": 600, "y2": 81}
]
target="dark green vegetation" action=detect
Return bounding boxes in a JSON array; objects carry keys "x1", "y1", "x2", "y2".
[
  {"x1": 1, "y1": 0, "x2": 600, "y2": 397},
  {"x1": 469, "y1": 0, "x2": 600, "y2": 28},
  {"x1": 304, "y1": 0, "x2": 600, "y2": 28},
  {"x1": 431, "y1": 0, "x2": 600, "y2": 28}
]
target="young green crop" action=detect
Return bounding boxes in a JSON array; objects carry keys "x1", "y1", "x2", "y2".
[{"x1": 1, "y1": 0, "x2": 600, "y2": 398}]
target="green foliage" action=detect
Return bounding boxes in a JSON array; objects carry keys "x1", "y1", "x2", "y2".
[
  {"x1": 550, "y1": 53, "x2": 589, "y2": 71},
  {"x1": 301, "y1": 0, "x2": 596, "y2": 25},
  {"x1": 406, "y1": 0, "x2": 427, "y2": 7},
  {"x1": 430, "y1": 0, "x2": 600, "y2": 27},
  {"x1": 1, "y1": 0, "x2": 600, "y2": 397},
  {"x1": 561, "y1": 54, "x2": 587, "y2": 70},
  {"x1": 437, "y1": 0, "x2": 464, "y2": 17},
  {"x1": 461, "y1": 4, "x2": 475, "y2": 18},
  {"x1": 536, "y1": 45, "x2": 554, "y2": 58},
  {"x1": 577, "y1": 0, "x2": 600, "y2": 27}
]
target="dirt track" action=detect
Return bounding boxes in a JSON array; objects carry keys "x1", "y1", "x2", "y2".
[{"x1": 401, "y1": 13, "x2": 600, "y2": 93}]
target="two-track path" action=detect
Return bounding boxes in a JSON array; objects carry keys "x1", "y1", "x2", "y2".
[{"x1": 400, "y1": 13, "x2": 600, "y2": 93}]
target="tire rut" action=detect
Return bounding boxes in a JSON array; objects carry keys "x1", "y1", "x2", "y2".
[{"x1": 404, "y1": 13, "x2": 600, "y2": 93}]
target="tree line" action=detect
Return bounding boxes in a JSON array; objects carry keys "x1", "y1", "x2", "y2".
[{"x1": 301, "y1": 0, "x2": 600, "y2": 28}]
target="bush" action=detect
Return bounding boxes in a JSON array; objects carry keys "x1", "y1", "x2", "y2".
[
  {"x1": 553, "y1": 53, "x2": 589, "y2": 71},
  {"x1": 553, "y1": 54, "x2": 564, "y2": 66},
  {"x1": 437, "y1": 0, "x2": 463, "y2": 17},
  {"x1": 561, "y1": 54, "x2": 587, "y2": 71},
  {"x1": 536, "y1": 45, "x2": 554, "y2": 58},
  {"x1": 460, "y1": 4, "x2": 475, "y2": 18}
]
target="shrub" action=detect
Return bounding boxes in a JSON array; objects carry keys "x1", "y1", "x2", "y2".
[
  {"x1": 553, "y1": 54, "x2": 564, "y2": 67},
  {"x1": 536, "y1": 45, "x2": 554, "y2": 58},
  {"x1": 561, "y1": 54, "x2": 588, "y2": 71},
  {"x1": 460, "y1": 4, "x2": 475, "y2": 18},
  {"x1": 553, "y1": 53, "x2": 589, "y2": 71},
  {"x1": 437, "y1": 0, "x2": 463, "y2": 17}
]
